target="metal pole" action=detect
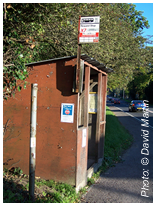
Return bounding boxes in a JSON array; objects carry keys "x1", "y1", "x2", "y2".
[
  {"x1": 29, "y1": 83, "x2": 38, "y2": 201},
  {"x1": 76, "y1": 44, "x2": 81, "y2": 92},
  {"x1": 76, "y1": 15, "x2": 82, "y2": 93}
]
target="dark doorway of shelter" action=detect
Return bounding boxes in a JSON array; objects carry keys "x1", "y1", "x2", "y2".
[
  {"x1": 78, "y1": 68, "x2": 99, "y2": 170},
  {"x1": 87, "y1": 74, "x2": 98, "y2": 169}
]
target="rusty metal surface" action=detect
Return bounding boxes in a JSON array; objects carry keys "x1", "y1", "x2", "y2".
[
  {"x1": 3, "y1": 58, "x2": 77, "y2": 185},
  {"x1": 3, "y1": 55, "x2": 109, "y2": 188}
]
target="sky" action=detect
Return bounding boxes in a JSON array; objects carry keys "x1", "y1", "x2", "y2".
[{"x1": 132, "y1": 3, "x2": 153, "y2": 46}]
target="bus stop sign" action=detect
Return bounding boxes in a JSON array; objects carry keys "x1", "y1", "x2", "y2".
[{"x1": 78, "y1": 16, "x2": 100, "y2": 43}]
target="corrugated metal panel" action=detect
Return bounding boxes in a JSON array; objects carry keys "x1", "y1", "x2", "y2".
[
  {"x1": 25, "y1": 54, "x2": 113, "y2": 73},
  {"x1": 81, "y1": 54, "x2": 113, "y2": 73}
]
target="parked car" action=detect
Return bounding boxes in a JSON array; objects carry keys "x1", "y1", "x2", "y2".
[
  {"x1": 108, "y1": 96, "x2": 112, "y2": 101},
  {"x1": 111, "y1": 98, "x2": 115, "y2": 103},
  {"x1": 128, "y1": 100, "x2": 146, "y2": 112},
  {"x1": 114, "y1": 99, "x2": 120, "y2": 104}
]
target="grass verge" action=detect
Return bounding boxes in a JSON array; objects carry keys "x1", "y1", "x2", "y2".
[
  {"x1": 101, "y1": 106, "x2": 133, "y2": 171},
  {"x1": 3, "y1": 106, "x2": 133, "y2": 203},
  {"x1": 85, "y1": 106, "x2": 133, "y2": 185},
  {"x1": 3, "y1": 168, "x2": 80, "y2": 203}
]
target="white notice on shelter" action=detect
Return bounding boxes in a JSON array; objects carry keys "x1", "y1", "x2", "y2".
[
  {"x1": 79, "y1": 16, "x2": 100, "y2": 43},
  {"x1": 61, "y1": 103, "x2": 74, "y2": 123},
  {"x1": 82, "y1": 128, "x2": 87, "y2": 147}
]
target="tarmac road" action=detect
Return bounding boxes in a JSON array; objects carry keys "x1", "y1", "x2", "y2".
[
  {"x1": 108, "y1": 99, "x2": 153, "y2": 128},
  {"x1": 82, "y1": 101, "x2": 153, "y2": 203}
]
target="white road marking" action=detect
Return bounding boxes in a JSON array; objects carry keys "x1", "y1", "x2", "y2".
[
  {"x1": 148, "y1": 110, "x2": 153, "y2": 113},
  {"x1": 114, "y1": 106, "x2": 153, "y2": 129}
]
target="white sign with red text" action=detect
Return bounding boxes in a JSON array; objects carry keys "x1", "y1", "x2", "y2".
[{"x1": 79, "y1": 16, "x2": 100, "y2": 43}]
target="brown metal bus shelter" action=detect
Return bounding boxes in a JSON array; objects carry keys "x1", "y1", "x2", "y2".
[{"x1": 3, "y1": 54, "x2": 112, "y2": 191}]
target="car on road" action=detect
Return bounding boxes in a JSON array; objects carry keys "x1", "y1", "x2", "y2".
[
  {"x1": 129, "y1": 100, "x2": 146, "y2": 112},
  {"x1": 108, "y1": 96, "x2": 112, "y2": 101},
  {"x1": 111, "y1": 98, "x2": 115, "y2": 103},
  {"x1": 114, "y1": 99, "x2": 120, "y2": 104}
]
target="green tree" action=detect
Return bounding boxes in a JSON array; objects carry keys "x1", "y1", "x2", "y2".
[
  {"x1": 3, "y1": 3, "x2": 151, "y2": 99},
  {"x1": 127, "y1": 55, "x2": 153, "y2": 100},
  {"x1": 3, "y1": 3, "x2": 45, "y2": 98},
  {"x1": 145, "y1": 80, "x2": 153, "y2": 103}
]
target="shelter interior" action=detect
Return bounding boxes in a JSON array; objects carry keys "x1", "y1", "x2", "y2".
[{"x1": 78, "y1": 66, "x2": 107, "y2": 170}]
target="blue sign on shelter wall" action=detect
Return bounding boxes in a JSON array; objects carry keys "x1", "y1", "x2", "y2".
[{"x1": 61, "y1": 103, "x2": 74, "y2": 123}]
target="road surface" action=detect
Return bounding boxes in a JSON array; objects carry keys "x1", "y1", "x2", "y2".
[
  {"x1": 82, "y1": 99, "x2": 153, "y2": 203},
  {"x1": 107, "y1": 99, "x2": 153, "y2": 128}
]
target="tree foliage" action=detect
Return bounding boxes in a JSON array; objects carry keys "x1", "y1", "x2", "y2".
[
  {"x1": 127, "y1": 46, "x2": 153, "y2": 100},
  {"x1": 3, "y1": 3, "x2": 152, "y2": 99}
]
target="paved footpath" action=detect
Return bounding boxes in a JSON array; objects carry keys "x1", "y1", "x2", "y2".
[{"x1": 82, "y1": 106, "x2": 153, "y2": 203}]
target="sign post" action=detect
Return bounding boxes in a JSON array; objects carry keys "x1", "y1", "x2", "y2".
[{"x1": 75, "y1": 16, "x2": 82, "y2": 93}]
